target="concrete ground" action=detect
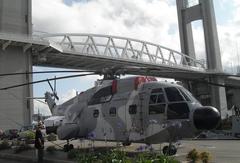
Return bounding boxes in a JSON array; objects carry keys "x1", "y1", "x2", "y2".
[
  {"x1": 176, "y1": 140, "x2": 240, "y2": 163},
  {"x1": 0, "y1": 139, "x2": 240, "y2": 162},
  {"x1": 0, "y1": 159, "x2": 21, "y2": 163}
]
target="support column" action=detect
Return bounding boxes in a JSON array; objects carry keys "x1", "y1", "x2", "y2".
[{"x1": 0, "y1": 0, "x2": 33, "y2": 130}]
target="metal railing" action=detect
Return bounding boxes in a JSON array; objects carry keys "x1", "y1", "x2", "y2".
[{"x1": 37, "y1": 33, "x2": 205, "y2": 70}]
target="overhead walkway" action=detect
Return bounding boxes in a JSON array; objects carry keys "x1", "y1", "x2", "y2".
[{"x1": 0, "y1": 32, "x2": 238, "y2": 82}]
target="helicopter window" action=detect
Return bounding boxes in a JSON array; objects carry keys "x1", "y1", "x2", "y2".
[
  {"x1": 151, "y1": 88, "x2": 163, "y2": 93},
  {"x1": 93, "y1": 109, "x2": 99, "y2": 118},
  {"x1": 109, "y1": 107, "x2": 117, "y2": 116},
  {"x1": 157, "y1": 94, "x2": 165, "y2": 103},
  {"x1": 88, "y1": 86, "x2": 112, "y2": 105},
  {"x1": 167, "y1": 103, "x2": 189, "y2": 119},
  {"x1": 149, "y1": 88, "x2": 166, "y2": 114},
  {"x1": 149, "y1": 104, "x2": 166, "y2": 114},
  {"x1": 129, "y1": 104, "x2": 137, "y2": 114},
  {"x1": 165, "y1": 87, "x2": 184, "y2": 102},
  {"x1": 179, "y1": 89, "x2": 191, "y2": 101},
  {"x1": 149, "y1": 88, "x2": 165, "y2": 104},
  {"x1": 149, "y1": 95, "x2": 157, "y2": 104}
]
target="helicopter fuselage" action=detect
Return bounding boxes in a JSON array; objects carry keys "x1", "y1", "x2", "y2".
[{"x1": 53, "y1": 76, "x2": 220, "y2": 144}]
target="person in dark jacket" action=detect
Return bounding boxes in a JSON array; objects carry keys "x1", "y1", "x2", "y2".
[{"x1": 35, "y1": 124, "x2": 44, "y2": 162}]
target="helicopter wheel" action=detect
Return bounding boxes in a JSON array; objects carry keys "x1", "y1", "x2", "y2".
[
  {"x1": 69, "y1": 144, "x2": 74, "y2": 150},
  {"x1": 162, "y1": 145, "x2": 177, "y2": 156},
  {"x1": 122, "y1": 141, "x2": 131, "y2": 146},
  {"x1": 63, "y1": 144, "x2": 74, "y2": 152}
]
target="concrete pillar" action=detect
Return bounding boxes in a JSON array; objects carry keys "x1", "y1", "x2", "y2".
[
  {"x1": 0, "y1": 0, "x2": 33, "y2": 130},
  {"x1": 176, "y1": 0, "x2": 228, "y2": 118},
  {"x1": 176, "y1": 0, "x2": 196, "y2": 60}
]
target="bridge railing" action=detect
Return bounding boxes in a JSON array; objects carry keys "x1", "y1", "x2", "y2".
[{"x1": 38, "y1": 33, "x2": 205, "y2": 70}]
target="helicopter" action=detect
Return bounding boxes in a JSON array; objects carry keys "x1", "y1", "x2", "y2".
[{"x1": 0, "y1": 67, "x2": 224, "y2": 155}]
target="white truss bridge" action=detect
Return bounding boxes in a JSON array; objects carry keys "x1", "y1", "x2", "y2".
[{"x1": 0, "y1": 33, "x2": 222, "y2": 80}]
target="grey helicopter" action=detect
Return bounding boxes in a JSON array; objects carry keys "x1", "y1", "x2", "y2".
[{"x1": 0, "y1": 67, "x2": 222, "y2": 155}]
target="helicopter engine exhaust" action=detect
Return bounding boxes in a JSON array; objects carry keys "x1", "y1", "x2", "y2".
[{"x1": 193, "y1": 106, "x2": 221, "y2": 130}]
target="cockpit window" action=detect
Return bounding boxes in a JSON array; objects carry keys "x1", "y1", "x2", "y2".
[
  {"x1": 179, "y1": 89, "x2": 191, "y2": 101},
  {"x1": 181, "y1": 87, "x2": 199, "y2": 103},
  {"x1": 167, "y1": 103, "x2": 189, "y2": 119},
  {"x1": 165, "y1": 87, "x2": 184, "y2": 102},
  {"x1": 149, "y1": 95, "x2": 157, "y2": 104},
  {"x1": 149, "y1": 88, "x2": 166, "y2": 114},
  {"x1": 88, "y1": 86, "x2": 112, "y2": 105}
]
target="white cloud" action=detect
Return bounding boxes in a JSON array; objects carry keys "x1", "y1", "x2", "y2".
[
  {"x1": 33, "y1": 0, "x2": 179, "y2": 49},
  {"x1": 57, "y1": 89, "x2": 78, "y2": 104},
  {"x1": 34, "y1": 100, "x2": 51, "y2": 116},
  {"x1": 216, "y1": 0, "x2": 240, "y2": 71},
  {"x1": 33, "y1": 0, "x2": 240, "y2": 70}
]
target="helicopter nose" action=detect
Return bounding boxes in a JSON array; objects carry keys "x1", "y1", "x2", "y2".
[{"x1": 193, "y1": 106, "x2": 221, "y2": 130}]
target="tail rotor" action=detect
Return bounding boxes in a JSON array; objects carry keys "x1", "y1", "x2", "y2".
[{"x1": 47, "y1": 77, "x2": 59, "y2": 101}]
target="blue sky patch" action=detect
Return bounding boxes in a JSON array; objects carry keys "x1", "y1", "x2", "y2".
[{"x1": 63, "y1": 0, "x2": 89, "y2": 6}]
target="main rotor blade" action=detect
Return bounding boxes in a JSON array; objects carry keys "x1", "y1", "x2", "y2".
[
  {"x1": 0, "y1": 70, "x2": 95, "y2": 77},
  {"x1": 0, "y1": 73, "x2": 97, "y2": 90},
  {"x1": 47, "y1": 79, "x2": 55, "y2": 93},
  {"x1": 53, "y1": 76, "x2": 59, "y2": 100},
  {"x1": 188, "y1": 78, "x2": 240, "y2": 89}
]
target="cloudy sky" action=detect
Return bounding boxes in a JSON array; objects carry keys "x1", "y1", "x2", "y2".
[{"x1": 31, "y1": 0, "x2": 240, "y2": 115}]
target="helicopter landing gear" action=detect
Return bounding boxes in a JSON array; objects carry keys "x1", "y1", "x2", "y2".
[
  {"x1": 122, "y1": 141, "x2": 131, "y2": 146},
  {"x1": 162, "y1": 145, "x2": 177, "y2": 156},
  {"x1": 63, "y1": 140, "x2": 74, "y2": 152}
]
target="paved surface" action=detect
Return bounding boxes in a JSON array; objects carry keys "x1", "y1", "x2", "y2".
[
  {"x1": 176, "y1": 140, "x2": 240, "y2": 163},
  {"x1": 46, "y1": 139, "x2": 240, "y2": 163},
  {"x1": 1, "y1": 139, "x2": 240, "y2": 163},
  {"x1": 0, "y1": 158, "x2": 22, "y2": 163}
]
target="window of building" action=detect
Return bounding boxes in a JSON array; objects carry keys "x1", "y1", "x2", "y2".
[
  {"x1": 149, "y1": 88, "x2": 166, "y2": 114},
  {"x1": 88, "y1": 86, "x2": 112, "y2": 105},
  {"x1": 129, "y1": 105, "x2": 137, "y2": 114},
  {"x1": 109, "y1": 107, "x2": 116, "y2": 116},
  {"x1": 165, "y1": 87, "x2": 184, "y2": 102},
  {"x1": 93, "y1": 109, "x2": 99, "y2": 118}
]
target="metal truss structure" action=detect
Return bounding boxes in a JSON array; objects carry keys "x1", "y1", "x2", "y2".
[
  {"x1": 0, "y1": 33, "x2": 210, "y2": 79},
  {"x1": 39, "y1": 33, "x2": 205, "y2": 69}
]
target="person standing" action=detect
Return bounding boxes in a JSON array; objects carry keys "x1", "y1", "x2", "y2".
[{"x1": 35, "y1": 124, "x2": 44, "y2": 162}]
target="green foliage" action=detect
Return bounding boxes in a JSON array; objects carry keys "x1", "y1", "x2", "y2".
[
  {"x1": 134, "y1": 152, "x2": 180, "y2": 163},
  {"x1": 46, "y1": 145, "x2": 57, "y2": 154},
  {"x1": 200, "y1": 151, "x2": 211, "y2": 163},
  {"x1": 0, "y1": 140, "x2": 11, "y2": 150},
  {"x1": 76, "y1": 152, "x2": 98, "y2": 163},
  {"x1": 47, "y1": 133, "x2": 57, "y2": 141},
  {"x1": 25, "y1": 131, "x2": 35, "y2": 140},
  {"x1": 19, "y1": 130, "x2": 35, "y2": 140},
  {"x1": 67, "y1": 149, "x2": 80, "y2": 159},
  {"x1": 186, "y1": 149, "x2": 200, "y2": 163},
  {"x1": 66, "y1": 148, "x2": 179, "y2": 163}
]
